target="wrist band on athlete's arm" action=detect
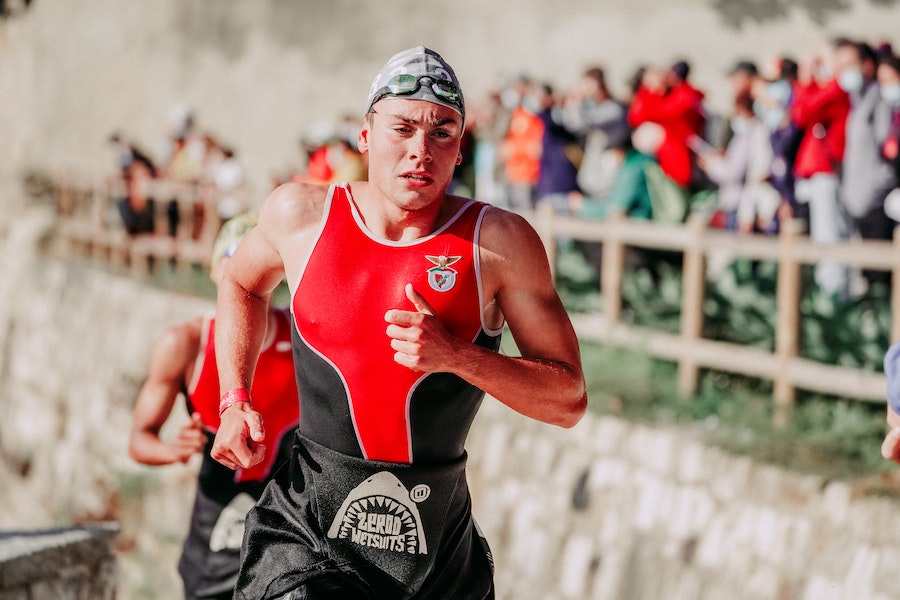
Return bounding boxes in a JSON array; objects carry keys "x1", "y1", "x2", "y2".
[{"x1": 219, "y1": 388, "x2": 251, "y2": 416}]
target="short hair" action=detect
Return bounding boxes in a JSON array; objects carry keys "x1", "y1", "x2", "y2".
[
  {"x1": 879, "y1": 53, "x2": 900, "y2": 75},
  {"x1": 583, "y1": 66, "x2": 608, "y2": 92}
]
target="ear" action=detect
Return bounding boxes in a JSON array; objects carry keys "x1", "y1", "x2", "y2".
[
  {"x1": 357, "y1": 117, "x2": 370, "y2": 154},
  {"x1": 456, "y1": 153, "x2": 463, "y2": 165}
]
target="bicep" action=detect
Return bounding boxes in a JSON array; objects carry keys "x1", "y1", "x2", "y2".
[{"x1": 485, "y1": 215, "x2": 582, "y2": 367}]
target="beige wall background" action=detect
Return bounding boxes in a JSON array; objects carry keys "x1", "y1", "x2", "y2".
[{"x1": 2, "y1": 0, "x2": 899, "y2": 209}]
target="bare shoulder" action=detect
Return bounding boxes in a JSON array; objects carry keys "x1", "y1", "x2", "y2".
[
  {"x1": 258, "y1": 182, "x2": 330, "y2": 237},
  {"x1": 156, "y1": 317, "x2": 202, "y2": 355},
  {"x1": 148, "y1": 317, "x2": 203, "y2": 378},
  {"x1": 478, "y1": 205, "x2": 548, "y2": 267}
]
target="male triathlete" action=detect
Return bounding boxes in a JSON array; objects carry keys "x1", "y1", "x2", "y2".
[{"x1": 211, "y1": 46, "x2": 587, "y2": 599}]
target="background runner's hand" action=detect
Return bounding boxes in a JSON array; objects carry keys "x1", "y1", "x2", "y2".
[
  {"x1": 882, "y1": 406, "x2": 900, "y2": 463},
  {"x1": 211, "y1": 402, "x2": 266, "y2": 470},
  {"x1": 385, "y1": 283, "x2": 459, "y2": 373},
  {"x1": 172, "y1": 412, "x2": 206, "y2": 463}
]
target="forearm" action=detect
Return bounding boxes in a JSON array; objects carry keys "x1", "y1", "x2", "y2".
[
  {"x1": 215, "y1": 274, "x2": 271, "y2": 392},
  {"x1": 128, "y1": 432, "x2": 183, "y2": 465},
  {"x1": 448, "y1": 341, "x2": 587, "y2": 428}
]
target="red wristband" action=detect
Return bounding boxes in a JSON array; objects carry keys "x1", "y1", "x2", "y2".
[{"x1": 219, "y1": 388, "x2": 251, "y2": 417}]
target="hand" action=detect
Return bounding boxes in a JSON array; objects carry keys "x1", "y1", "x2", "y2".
[
  {"x1": 883, "y1": 407, "x2": 900, "y2": 463},
  {"x1": 384, "y1": 283, "x2": 457, "y2": 373},
  {"x1": 210, "y1": 402, "x2": 266, "y2": 470},
  {"x1": 172, "y1": 412, "x2": 206, "y2": 464}
]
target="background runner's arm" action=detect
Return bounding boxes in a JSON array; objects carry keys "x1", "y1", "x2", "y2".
[{"x1": 128, "y1": 324, "x2": 205, "y2": 465}]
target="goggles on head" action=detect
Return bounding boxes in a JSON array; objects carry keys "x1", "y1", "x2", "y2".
[{"x1": 368, "y1": 73, "x2": 464, "y2": 117}]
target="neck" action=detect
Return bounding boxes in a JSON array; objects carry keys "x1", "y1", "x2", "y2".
[{"x1": 352, "y1": 183, "x2": 450, "y2": 242}]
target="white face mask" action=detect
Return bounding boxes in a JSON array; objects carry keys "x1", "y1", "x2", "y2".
[
  {"x1": 838, "y1": 68, "x2": 864, "y2": 93},
  {"x1": 730, "y1": 116, "x2": 750, "y2": 135},
  {"x1": 760, "y1": 107, "x2": 786, "y2": 130},
  {"x1": 881, "y1": 83, "x2": 900, "y2": 107}
]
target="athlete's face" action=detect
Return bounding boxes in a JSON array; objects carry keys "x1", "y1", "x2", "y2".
[{"x1": 358, "y1": 97, "x2": 463, "y2": 213}]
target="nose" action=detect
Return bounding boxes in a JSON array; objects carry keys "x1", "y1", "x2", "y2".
[{"x1": 408, "y1": 131, "x2": 432, "y2": 163}]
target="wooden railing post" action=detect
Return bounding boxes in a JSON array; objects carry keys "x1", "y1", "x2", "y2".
[
  {"x1": 601, "y1": 211, "x2": 625, "y2": 325},
  {"x1": 678, "y1": 214, "x2": 707, "y2": 398},
  {"x1": 534, "y1": 202, "x2": 557, "y2": 281},
  {"x1": 774, "y1": 218, "x2": 803, "y2": 427}
]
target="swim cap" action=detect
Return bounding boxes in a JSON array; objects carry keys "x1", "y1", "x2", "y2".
[
  {"x1": 364, "y1": 46, "x2": 465, "y2": 122},
  {"x1": 211, "y1": 211, "x2": 258, "y2": 269}
]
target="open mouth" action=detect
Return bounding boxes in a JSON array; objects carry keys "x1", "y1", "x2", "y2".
[{"x1": 402, "y1": 173, "x2": 432, "y2": 183}]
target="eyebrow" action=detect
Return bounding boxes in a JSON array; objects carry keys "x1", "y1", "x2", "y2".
[{"x1": 383, "y1": 113, "x2": 460, "y2": 128}]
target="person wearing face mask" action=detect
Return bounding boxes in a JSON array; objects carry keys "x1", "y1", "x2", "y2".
[
  {"x1": 791, "y1": 40, "x2": 853, "y2": 301},
  {"x1": 838, "y1": 40, "x2": 897, "y2": 289},
  {"x1": 754, "y1": 57, "x2": 803, "y2": 229},
  {"x1": 697, "y1": 70, "x2": 777, "y2": 234},
  {"x1": 878, "y1": 54, "x2": 900, "y2": 227}
]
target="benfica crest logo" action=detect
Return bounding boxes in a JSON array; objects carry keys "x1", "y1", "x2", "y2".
[{"x1": 425, "y1": 255, "x2": 461, "y2": 292}]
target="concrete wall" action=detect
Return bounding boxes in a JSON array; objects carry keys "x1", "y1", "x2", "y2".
[
  {"x1": 2, "y1": 0, "x2": 900, "y2": 213},
  {"x1": 3, "y1": 209, "x2": 900, "y2": 598}
]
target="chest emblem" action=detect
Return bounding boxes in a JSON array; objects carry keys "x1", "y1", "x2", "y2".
[{"x1": 425, "y1": 255, "x2": 461, "y2": 293}]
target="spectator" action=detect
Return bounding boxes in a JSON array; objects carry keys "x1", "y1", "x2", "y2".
[
  {"x1": 116, "y1": 157, "x2": 158, "y2": 237},
  {"x1": 698, "y1": 62, "x2": 779, "y2": 233},
  {"x1": 628, "y1": 62, "x2": 707, "y2": 191},
  {"x1": 878, "y1": 54, "x2": 900, "y2": 222},
  {"x1": 573, "y1": 122, "x2": 661, "y2": 223},
  {"x1": 502, "y1": 75, "x2": 544, "y2": 212},
  {"x1": 535, "y1": 83, "x2": 581, "y2": 216},
  {"x1": 791, "y1": 41, "x2": 853, "y2": 300},
  {"x1": 562, "y1": 66, "x2": 630, "y2": 203},
  {"x1": 754, "y1": 57, "x2": 803, "y2": 227},
  {"x1": 838, "y1": 39, "x2": 897, "y2": 289}
]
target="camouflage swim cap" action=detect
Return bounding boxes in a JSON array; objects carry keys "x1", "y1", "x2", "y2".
[{"x1": 211, "y1": 211, "x2": 258, "y2": 269}]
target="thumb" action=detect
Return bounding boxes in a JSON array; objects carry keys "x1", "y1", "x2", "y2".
[
  {"x1": 405, "y1": 283, "x2": 435, "y2": 316},
  {"x1": 248, "y1": 414, "x2": 266, "y2": 443}
]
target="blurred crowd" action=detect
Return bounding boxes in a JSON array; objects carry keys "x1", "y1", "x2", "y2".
[
  {"x1": 108, "y1": 108, "x2": 247, "y2": 243},
  {"x1": 107, "y1": 35, "x2": 900, "y2": 299},
  {"x1": 454, "y1": 35, "x2": 900, "y2": 300}
]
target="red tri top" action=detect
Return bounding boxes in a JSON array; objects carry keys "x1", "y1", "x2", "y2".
[
  {"x1": 291, "y1": 183, "x2": 502, "y2": 464},
  {"x1": 187, "y1": 308, "x2": 299, "y2": 482}
]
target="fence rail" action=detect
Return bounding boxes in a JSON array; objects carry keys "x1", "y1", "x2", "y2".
[
  {"x1": 530, "y1": 203, "x2": 895, "y2": 424},
  {"x1": 49, "y1": 177, "x2": 222, "y2": 275}
]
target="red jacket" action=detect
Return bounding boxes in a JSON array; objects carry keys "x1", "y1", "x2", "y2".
[
  {"x1": 790, "y1": 80, "x2": 849, "y2": 178},
  {"x1": 628, "y1": 82, "x2": 706, "y2": 188}
]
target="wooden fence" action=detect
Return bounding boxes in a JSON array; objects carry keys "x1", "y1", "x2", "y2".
[
  {"x1": 530, "y1": 203, "x2": 896, "y2": 425},
  {"x1": 50, "y1": 177, "x2": 223, "y2": 275}
]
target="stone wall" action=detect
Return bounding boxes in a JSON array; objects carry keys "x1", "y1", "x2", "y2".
[
  {"x1": 467, "y1": 401, "x2": 900, "y2": 600},
  {"x1": 2, "y1": 211, "x2": 900, "y2": 599},
  {"x1": 0, "y1": 525, "x2": 118, "y2": 600}
]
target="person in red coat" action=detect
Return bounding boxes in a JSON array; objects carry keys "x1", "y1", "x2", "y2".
[
  {"x1": 790, "y1": 41, "x2": 853, "y2": 300},
  {"x1": 627, "y1": 61, "x2": 707, "y2": 190}
]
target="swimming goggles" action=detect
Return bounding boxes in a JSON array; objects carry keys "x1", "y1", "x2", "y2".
[{"x1": 368, "y1": 74, "x2": 464, "y2": 117}]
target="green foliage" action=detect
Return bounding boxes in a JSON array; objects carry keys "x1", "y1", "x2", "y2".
[
  {"x1": 580, "y1": 341, "x2": 890, "y2": 482},
  {"x1": 557, "y1": 247, "x2": 895, "y2": 485},
  {"x1": 556, "y1": 247, "x2": 891, "y2": 373}
]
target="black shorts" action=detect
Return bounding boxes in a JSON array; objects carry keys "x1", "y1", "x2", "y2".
[{"x1": 234, "y1": 433, "x2": 494, "y2": 600}]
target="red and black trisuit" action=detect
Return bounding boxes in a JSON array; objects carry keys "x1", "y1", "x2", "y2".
[{"x1": 236, "y1": 184, "x2": 502, "y2": 599}]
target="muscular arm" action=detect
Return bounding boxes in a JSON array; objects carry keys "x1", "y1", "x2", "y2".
[
  {"x1": 211, "y1": 182, "x2": 326, "y2": 469},
  {"x1": 128, "y1": 321, "x2": 206, "y2": 465},
  {"x1": 386, "y1": 209, "x2": 587, "y2": 428}
]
